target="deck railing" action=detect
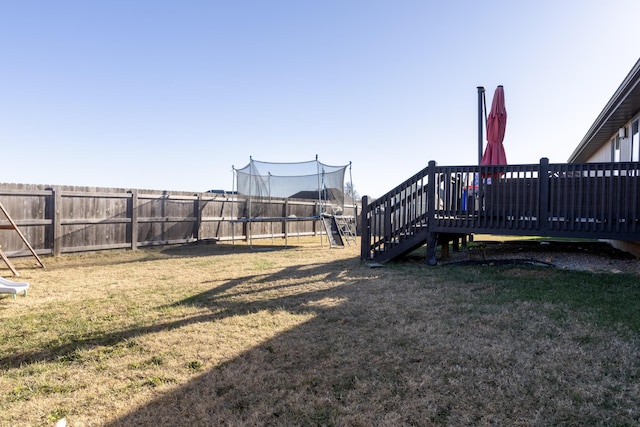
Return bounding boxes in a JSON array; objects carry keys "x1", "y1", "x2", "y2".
[{"x1": 361, "y1": 158, "x2": 640, "y2": 263}]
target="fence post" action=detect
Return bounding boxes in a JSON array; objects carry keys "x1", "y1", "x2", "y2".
[
  {"x1": 194, "y1": 194, "x2": 201, "y2": 242},
  {"x1": 538, "y1": 158, "x2": 550, "y2": 234},
  {"x1": 52, "y1": 187, "x2": 62, "y2": 256},
  {"x1": 360, "y1": 195, "x2": 370, "y2": 259},
  {"x1": 129, "y1": 190, "x2": 138, "y2": 250},
  {"x1": 43, "y1": 187, "x2": 54, "y2": 253},
  {"x1": 426, "y1": 160, "x2": 438, "y2": 265}
]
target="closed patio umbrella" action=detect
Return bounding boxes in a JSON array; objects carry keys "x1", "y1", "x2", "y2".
[{"x1": 481, "y1": 85, "x2": 507, "y2": 177}]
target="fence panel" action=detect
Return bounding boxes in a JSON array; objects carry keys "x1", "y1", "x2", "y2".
[{"x1": 0, "y1": 183, "x2": 351, "y2": 257}]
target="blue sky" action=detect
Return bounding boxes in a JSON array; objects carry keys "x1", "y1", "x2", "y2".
[{"x1": 2, "y1": 1, "x2": 639, "y2": 198}]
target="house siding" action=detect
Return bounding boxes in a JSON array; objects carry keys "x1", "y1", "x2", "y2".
[
  {"x1": 590, "y1": 142, "x2": 612, "y2": 162},
  {"x1": 574, "y1": 58, "x2": 640, "y2": 257}
]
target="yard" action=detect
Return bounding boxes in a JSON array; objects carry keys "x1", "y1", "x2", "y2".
[{"x1": 1, "y1": 237, "x2": 639, "y2": 426}]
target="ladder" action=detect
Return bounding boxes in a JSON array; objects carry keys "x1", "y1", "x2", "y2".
[
  {"x1": 334, "y1": 215, "x2": 357, "y2": 246},
  {"x1": 321, "y1": 214, "x2": 357, "y2": 248}
]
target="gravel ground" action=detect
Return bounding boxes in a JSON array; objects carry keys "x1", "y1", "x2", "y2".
[{"x1": 440, "y1": 239, "x2": 640, "y2": 275}]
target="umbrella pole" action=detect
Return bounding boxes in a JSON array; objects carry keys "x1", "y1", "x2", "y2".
[{"x1": 477, "y1": 86, "x2": 485, "y2": 165}]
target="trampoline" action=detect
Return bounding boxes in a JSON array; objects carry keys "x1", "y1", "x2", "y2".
[{"x1": 232, "y1": 156, "x2": 354, "y2": 248}]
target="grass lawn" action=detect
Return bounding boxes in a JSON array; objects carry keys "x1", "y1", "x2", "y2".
[{"x1": 1, "y1": 237, "x2": 639, "y2": 426}]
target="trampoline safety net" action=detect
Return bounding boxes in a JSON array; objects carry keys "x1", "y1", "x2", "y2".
[{"x1": 235, "y1": 157, "x2": 349, "y2": 218}]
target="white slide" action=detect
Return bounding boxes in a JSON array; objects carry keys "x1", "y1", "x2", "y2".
[{"x1": 0, "y1": 277, "x2": 29, "y2": 298}]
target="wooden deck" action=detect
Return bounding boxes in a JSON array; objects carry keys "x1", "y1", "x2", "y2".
[{"x1": 360, "y1": 158, "x2": 640, "y2": 264}]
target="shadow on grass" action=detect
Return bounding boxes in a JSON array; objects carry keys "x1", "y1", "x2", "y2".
[
  {"x1": 0, "y1": 257, "x2": 358, "y2": 369},
  {"x1": 103, "y1": 265, "x2": 640, "y2": 425},
  {"x1": 5, "y1": 242, "x2": 640, "y2": 425},
  {"x1": 7, "y1": 241, "x2": 304, "y2": 273}
]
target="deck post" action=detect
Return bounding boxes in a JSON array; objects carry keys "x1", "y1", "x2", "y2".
[
  {"x1": 360, "y1": 195, "x2": 370, "y2": 260},
  {"x1": 538, "y1": 158, "x2": 550, "y2": 234},
  {"x1": 383, "y1": 195, "x2": 391, "y2": 252},
  {"x1": 426, "y1": 160, "x2": 438, "y2": 265}
]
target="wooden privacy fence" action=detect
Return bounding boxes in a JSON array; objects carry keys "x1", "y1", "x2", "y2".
[{"x1": 0, "y1": 184, "x2": 358, "y2": 257}]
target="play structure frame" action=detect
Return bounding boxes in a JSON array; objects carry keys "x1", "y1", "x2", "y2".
[{"x1": 0, "y1": 201, "x2": 43, "y2": 298}]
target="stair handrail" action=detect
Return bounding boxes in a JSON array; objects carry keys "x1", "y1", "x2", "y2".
[{"x1": 360, "y1": 163, "x2": 434, "y2": 260}]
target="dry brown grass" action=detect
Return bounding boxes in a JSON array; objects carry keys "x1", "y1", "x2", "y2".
[{"x1": 1, "y1": 237, "x2": 639, "y2": 426}]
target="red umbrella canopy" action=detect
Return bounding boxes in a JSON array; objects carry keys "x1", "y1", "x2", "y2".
[{"x1": 481, "y1": 85, "x2": 507, "y2": 167}]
